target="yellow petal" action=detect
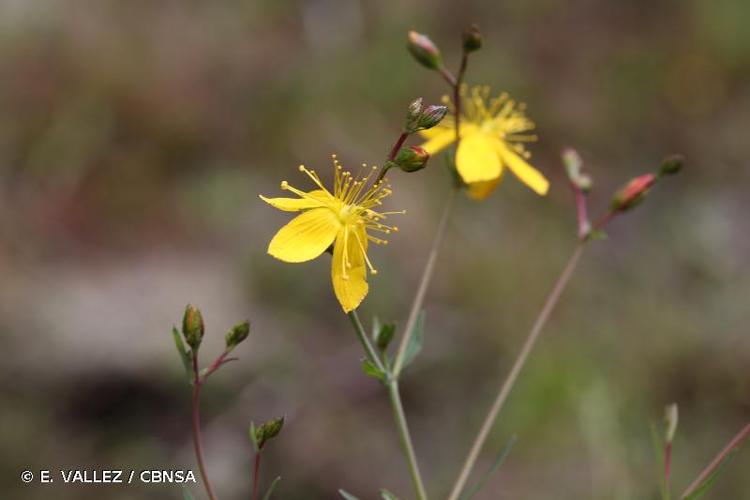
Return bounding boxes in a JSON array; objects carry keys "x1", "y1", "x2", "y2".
[
  {"x1": 419, "y1": 128, "x2": 455, "y2": 155},
  {"x1": 456, "y1": 133, "x2": 502, "y2": 184},
  {"x1": 498, "y1": 145, "x2": 549, "y2": 195},
  {"x1": 419, "y1": 123, "x2": 479, "y2": 155},
  {"x1": 268, "y1": 208, "x2": 340, "y2": 263},
  {"x1": 259, "y1": 189, "x2": 329, "y2": 212},
  {"x1": 331, "y1": 226, "x2": 368, "y2": 312},
  {"x1": 466, "y1": 175, "x2": 503, "y2": 201}
]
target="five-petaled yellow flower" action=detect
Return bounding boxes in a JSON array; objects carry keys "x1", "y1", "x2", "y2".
[
  {"x1": 419, "y1": 85, "x2": 549, "y2": 200},
  {"x1": 261, "y1": 156, "x2": 400, "y2": 312}
]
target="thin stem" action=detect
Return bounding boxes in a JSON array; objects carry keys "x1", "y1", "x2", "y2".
[
  {"x1": 202, "y1": 350, "x2": 231, "y2": 380},
  {"x1": 453, "y1": 52, "x2": 468, "y2": 144},
  {"x1": 388, "y1": 132, "x2": 409, "y2": 162},
  {"x1": 376, "y1": 132, "x2": 410, "y2": 185},
  {"x1": 446, "y1": 243, "x2": 586, "y2": 500},
  {"x1": 348, "y1": 310, "x2": 385, "y2": 373},
  {"x1": 392, "y1": 187, "x2": 458, "y2": 377},
  {"x1": 191, "y1": 357, "x2": 219, "y2": 500},
  {"x1": 680, "y1": 422, "x2": 750, "y2": 499},
  {"x1": 252, "y1": 452, "x2": 262, "y2": 500},
  {"x1": 387, "y1": 379, "x2": 429, "y2": 500},
  {"x1": 438, "y1": 66, "x2": 458, "y2": 88}
]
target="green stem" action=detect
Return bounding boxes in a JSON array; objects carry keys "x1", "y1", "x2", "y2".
[
  {"x1": 387, "y1": 379, "x2": 429, "y2": 500},
  {"x1": 392, "y1": 187, "x2": 458, "y2": 377},
  {"x1": 445, "y1": 243, "x2": 586, "y2": 500},
  {"x1": 347, "y1": 310, "x2": 385, "y2": 373}
]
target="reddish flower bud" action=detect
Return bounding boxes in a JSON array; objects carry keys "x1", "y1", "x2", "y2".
[
  {"x1": 407, "y1": 31, "x2": 443, "y2": 70},
  {"x1": 611, "y1": 173, "x2": 657, "y2": 212},
  {"x1": 394, "y1": 146, "x2": 430, "y2": 172}
]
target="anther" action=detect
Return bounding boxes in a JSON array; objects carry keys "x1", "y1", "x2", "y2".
[{"x1": 280, "y1": 181, "x2": 289, "y2": 189}]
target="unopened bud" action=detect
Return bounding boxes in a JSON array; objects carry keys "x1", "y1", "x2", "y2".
[
  {"x1": 417, "y1": 105, "x2": 448, "y2": 130},
  {"x1": 611, "y1": 173, "x2": 657, "y2": 212},
  {"x1": 182, "y1": 304, "x2": 204, "y2": 351},
  {"x1": 462, "y1": 24, "x2": 482, "y2": 52},
  {"x1": 250, "y1": 416, "x2": 285, "y2": 451},
  {"x1": 659, "y1": 154, "x2": 684, "y2": 176},
  {"x1": 394, "y1": 146, "x2": 430, "y2": 172},
  {"x1": 664, "y1": 403, "x2": 679, "y2": 444},
  {"x1": 404, "y1": 97, "x2": 423, "y2": 132},
  {"x1": 407, "y1": 31, "x2": 443, "y2": 70},
  {"x1": 562, "y1": 148, "x2": 592, "y2": 193},
  {"x1": 225, "y1": 321, "x2": 250, "y2": 352}
]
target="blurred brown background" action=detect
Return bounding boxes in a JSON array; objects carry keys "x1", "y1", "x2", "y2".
[{"x1": 1, "y1": 0, "x2": 748, "y2": 499}]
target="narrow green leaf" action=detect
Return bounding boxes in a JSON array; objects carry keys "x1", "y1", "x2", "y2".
[
  {"x1": 249, "y1": 421, "x2": 259, "y2": 452},
  {"x1": 362, "y1": 359, "x2": 386, "y2": 382},
  {"x1": 380, "y1": 489, "x2": 400, "y2": 500},
  {"x1": 262, "y1": 476, "x2": 282, "y2": 500},
  {"x1": 402, "y1": 310, "x2": 425, "y2": 369},
  {"x1": 172, "y1": 326, "x2": 192, "y2": 379},
  {"x1": 683, "y1": 448, "x2": 739, "y2": 500},
  {"x1": 339, "y1": 489, "x2": 360, "y2": 500},
  {"x1": 650, "y1": 421, "x2": 669, "y2": 500},
  {"x1": 460, "y1": 435, "x2": 518, "y2": 500}
]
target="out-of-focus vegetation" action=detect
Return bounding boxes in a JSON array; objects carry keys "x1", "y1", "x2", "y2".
[{"x1": 1, "y1": 1, "x2": 748, "y2": 499}]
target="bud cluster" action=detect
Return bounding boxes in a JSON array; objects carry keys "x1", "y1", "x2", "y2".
[{"x1": 404, "y1": 97, "x2": 448, "y2": 134}]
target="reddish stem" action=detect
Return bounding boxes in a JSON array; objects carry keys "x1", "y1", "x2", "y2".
[
  {"x1": 664, "y1": 442, "x2": 673, "y2": 487},
  {"x1": 252, "y1": 452, "x2": 262, "y2": 500},
  {"x1": 453, "y1": 52, "x2": 468, "y2": 144},
  {"x1": 192, "y1": 356, "x2": 219, "y2": 500},
  {"x1": 203, "y1": 350, "x2": 231, "y2": 380},
  {"x1": 681, "y1": 422, "x2": 750, "y2": 499},
  {"x1": 388, "y1": 133, "x2": 409, "y2": 162},
  {"x1": 574, "y1": 188, "x2": 590, "y2": 241}
]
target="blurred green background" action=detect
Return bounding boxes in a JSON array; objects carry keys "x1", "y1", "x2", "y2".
[{"x1": 1, "y1": 0, "x2": 748, "y2": 499}]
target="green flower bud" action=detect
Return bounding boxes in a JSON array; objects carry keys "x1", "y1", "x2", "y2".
[
  {"x1": 404, "y1": 97, "x2": 423, "y2": 132},
  {"x1": 182, "y1": 304, "x2": 204, "y2": 351},
  {"x1": 562, "y1": 148, "x2": 592, "y2": 193},
  {"x1": 250, "y1": 416, "x2": 285, "y2": 451},
  {"x1": 394, "y1": 146, "x2": 430, "y2": 173},
  {"x1": 416, "y1": 105, "x2": 448, "y2": 130},
  {"x1": 659, "y1": 154, "x2": 684, "y2": 176},
  {"x1": 225, "y1": 320, "x2": 250, "y2": 352},
  {"x1": 407, "y1": 31, "x2": 443, "y2": 70},
  {"x1": 664, "y1": 403, "x2": 679, "y2": 444},
  {"x1": 462, "y1": 24, "x2": 482, "y2": 52}
]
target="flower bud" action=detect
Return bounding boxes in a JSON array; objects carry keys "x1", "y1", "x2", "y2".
[
  {"x1": 404, "y1": 97, "x2": 423, "y2": 132},
  {"x1": 462, "y1": 24, "x2": 482, "y2": 52},
  {"x1": 562, "y1": 148, "x2": 592, "y2": 193},
  {"x1": 610, "y1": 173, "x2": 657, "y2": 212},
  {"x1": 407, "y1": 31, "x2": 443, "y2": 70},
  {"x1": 416, "y1": 105, "x2": 448, "y2": 130},
  {"x1": 225, "y1": 320, "x2": 250, "y2": 352},
  {"x1": 394, "y1": 146, "x2": 430, "y2": 173},
  {"x1": 182, "y1": 304, "x2": 204, "y2": 351},
  {"x1": 250, "y1": 416, "x2": 285, "y2": 451},
  {"x1": 659, "y1": 154, "x2": 684, "y2": 176}
]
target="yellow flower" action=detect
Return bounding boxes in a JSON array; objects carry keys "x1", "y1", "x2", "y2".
[
  {"x1": 419, "y1": 85, "x2": 549, "y2": 200},
  {"x1": 260, "y1": 156, "x2": 400, "y2": 313}
]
